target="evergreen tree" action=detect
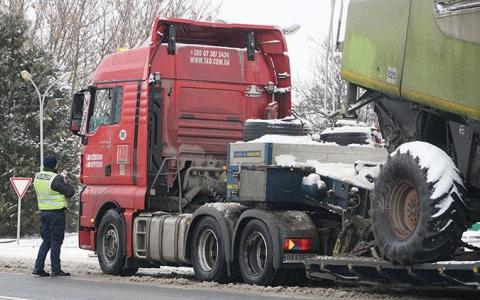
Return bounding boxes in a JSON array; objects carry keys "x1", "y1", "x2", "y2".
[{"x1": 0, "y1": 12, "x2": 79, "y2": 237}]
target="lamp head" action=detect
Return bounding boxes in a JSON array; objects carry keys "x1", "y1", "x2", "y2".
[
  {"x1": 20, "y1": 70, "x2": 32, "y2": 81},
  {"x1": 282, "y1": 24, "x2": 301, "y2": 35}
]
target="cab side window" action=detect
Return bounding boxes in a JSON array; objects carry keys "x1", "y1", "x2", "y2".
[{"x1": 88, "y1": 87, "x2": 122, "y2": 133}]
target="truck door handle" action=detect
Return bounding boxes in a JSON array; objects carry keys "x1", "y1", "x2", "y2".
[{"x1": 105, "y1": 164, "x2": 111, "y2": 176}]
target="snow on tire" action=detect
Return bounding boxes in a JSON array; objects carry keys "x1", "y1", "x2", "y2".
[{"x1": 372, "y1": 142, "x2": 467, "y2": 265}]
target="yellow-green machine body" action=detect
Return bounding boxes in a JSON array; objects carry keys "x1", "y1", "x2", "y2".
[{"x1": 341, "y1": 0, "x2": 480, "y2": 120}]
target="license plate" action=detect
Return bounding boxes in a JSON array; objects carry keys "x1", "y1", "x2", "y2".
[{"x1": 282, "y1": 253, "x2": 316, "y2": 263}]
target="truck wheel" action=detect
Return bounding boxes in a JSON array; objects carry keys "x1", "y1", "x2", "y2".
[
  {"x1": 372, "y1": 144, "x2": 467, "y2": 264},
  {"x1": 97, "y1": 209, "x2": 130, "y2": 275},
  {"x1": 238, "y1": 219, "x2": 281, "y2": 285},
  {"x1": 243, "y1": 119, "x2": 313, "y2": 142},
  {"x1": 191, "y1": 217, "x2": 229, "y2": 282}
]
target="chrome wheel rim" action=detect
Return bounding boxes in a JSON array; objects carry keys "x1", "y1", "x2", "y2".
[
  {"x1": 244, "y1": 231, "x2": 267, "y2": 276},
  {"x1": 103, "y1": 224, "x2": 119, "y2": 262},
  {"x1": 197, "y1": 229, "x2": 219, "y2": 272}
]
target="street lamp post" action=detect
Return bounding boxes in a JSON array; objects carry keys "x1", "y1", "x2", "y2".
[
  {"x1": 324, "y1": 0, "x2": 337, "y2": 115},
  {"x1": 20, "y1": 70, "x2": 71, "y2": 171}
]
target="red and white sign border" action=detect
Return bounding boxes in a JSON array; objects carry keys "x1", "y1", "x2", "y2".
[{"x1": 10, "y1": 177, "x2": 32, "y2": 200}]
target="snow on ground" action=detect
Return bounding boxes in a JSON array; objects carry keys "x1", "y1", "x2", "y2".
[
  {"x1": 0, "y1": 233, "x2": 96, "y2": 264},
  {"x1": 0, "y1": 233, "x2": 193, "y2": 276}
]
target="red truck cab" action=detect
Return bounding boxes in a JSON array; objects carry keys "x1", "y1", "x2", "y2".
[{"x1": 70, "y1": 17, "x2": 292, "y2": 254}]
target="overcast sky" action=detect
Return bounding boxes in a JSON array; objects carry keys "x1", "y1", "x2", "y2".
[{"x1": 218, "y1": 0, "x2": 337, "y2": 83}]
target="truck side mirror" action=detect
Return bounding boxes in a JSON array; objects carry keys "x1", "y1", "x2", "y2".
[{"x1": 70, "y1": 92, "x2": 85, "y2": 136}]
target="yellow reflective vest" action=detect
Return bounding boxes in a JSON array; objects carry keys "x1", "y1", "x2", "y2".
[{"x1": 33, "y1": 171, "x2": 67, "y2": 210}]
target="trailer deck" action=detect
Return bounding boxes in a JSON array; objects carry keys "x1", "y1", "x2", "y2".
[{"x1": 305, "y1": 255, "x2": 480, "y2": 290}]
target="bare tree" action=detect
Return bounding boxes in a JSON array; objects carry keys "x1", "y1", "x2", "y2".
[
  {"x1": 2, "y1": 0, "x2": 222, "y2": 91},
  {"x1": 0, "y1": 0, "x2": 28, "y2": 16},
  {"x1": 293, "y1": 39, "x2": 377, "y2": 132}
]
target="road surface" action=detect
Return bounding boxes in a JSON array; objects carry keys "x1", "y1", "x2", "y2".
[
  {"x1": 0, "y1": 272, "x2": 301, "y2": 300},
  {"x1": 1, "y1": 257, "x2": 478, "y2": 300}
]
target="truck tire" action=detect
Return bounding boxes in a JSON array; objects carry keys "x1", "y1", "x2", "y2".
[
  {"x1": 319, "y1": 131, "x2": 371, "y2": 146},
  {"x1": 238, "y1": 219, "x2": 282, "y2": 285},
  {"x1": 372, "y1": 147, "x2": 467, "y2": 264},
  {"x1": 243, "y1": 120, "x2": 313, "y2": 142},
  {"x1": 191, "y1": 217, "x2": 229, "y2": 282},
  {"x1": 97, "y1": 209, "x2": 137, "y2": 276}
]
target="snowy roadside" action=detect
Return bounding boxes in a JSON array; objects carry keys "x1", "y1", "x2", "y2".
[
  {"x1": 0, "y1": 233, "x2": 478, "y2": 300},
  {"x1": 0, "y1": 233, "x2": 96, "y2": 264}
]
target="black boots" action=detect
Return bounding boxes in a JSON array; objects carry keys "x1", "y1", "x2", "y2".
[
  {"x1": 33, "y1": 269, "x2": 70, "y2": 277},
  {"x1": 32, "y1": 270, "x2": 50, "y2": 277},
  {"x1": 50, "y1": 270, "x2": 71, "y2": 277}
]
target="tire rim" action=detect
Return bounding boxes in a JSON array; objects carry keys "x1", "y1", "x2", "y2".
[
  {"x1": 244, "y1": 231, "x2": 267, "y2": 277},
  {"x1": 103, "y1": 224, "x2": 119, "y2": 262},
  {"x1": 388, "y1": 181, "x2": 420, "y2": 240},
  {"x1": 197, "y1": 229, "x2": 219, "y2": 272}
]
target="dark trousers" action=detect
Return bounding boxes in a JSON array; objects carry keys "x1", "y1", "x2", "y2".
[{"x1": 34, "y1": 210, "x2": 66, "y2": 273}]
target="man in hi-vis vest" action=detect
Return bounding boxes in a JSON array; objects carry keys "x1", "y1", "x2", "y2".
[{"x1": 32, "y1": 155, "x2": 74, "y2": 277}]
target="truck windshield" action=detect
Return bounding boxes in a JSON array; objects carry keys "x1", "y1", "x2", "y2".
[
  {"x1": 88, "y1": 87, "x2": 122, "y2": 133},
  {"x1": 435, "y1": 0, "x2": 480, "y2": 12}
]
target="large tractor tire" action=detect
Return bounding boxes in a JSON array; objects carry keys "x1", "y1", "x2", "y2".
[
  {"x1": 191, "y1": 217, "x2": 229, "y2": 282},
  {"x1": 243, "y1": 119, "x2": 313, "y2": 142},
  {"x1": 97, "y1": 209, "x2": 138, "y2": 276},
  {"x1": 372, "y1": 142, "x2": 467, "y2": 265}
]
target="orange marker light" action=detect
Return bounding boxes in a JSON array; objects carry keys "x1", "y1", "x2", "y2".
[{"x1": 284, "y1": 238, "x2": 312, "y2": 252}]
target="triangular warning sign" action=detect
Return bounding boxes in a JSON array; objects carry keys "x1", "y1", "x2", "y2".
[{"x1": 10, "y1": 177, "x2": 32, "y2": 200}]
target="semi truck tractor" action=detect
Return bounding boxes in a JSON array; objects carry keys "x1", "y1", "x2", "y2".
[
  {"x1": 69, "y1": 17, "x2": 391, "y2": 285},
  {"x1": 70, "y1": 2, "x2": 480, "y2": 289},
  {"x1": 305, "y1": 0, "x2": 480, "y2": 289}
]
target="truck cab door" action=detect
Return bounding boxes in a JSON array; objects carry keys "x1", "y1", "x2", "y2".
[{"x1": 82, "y1": 87, "x2": 122, "y2": 185}]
